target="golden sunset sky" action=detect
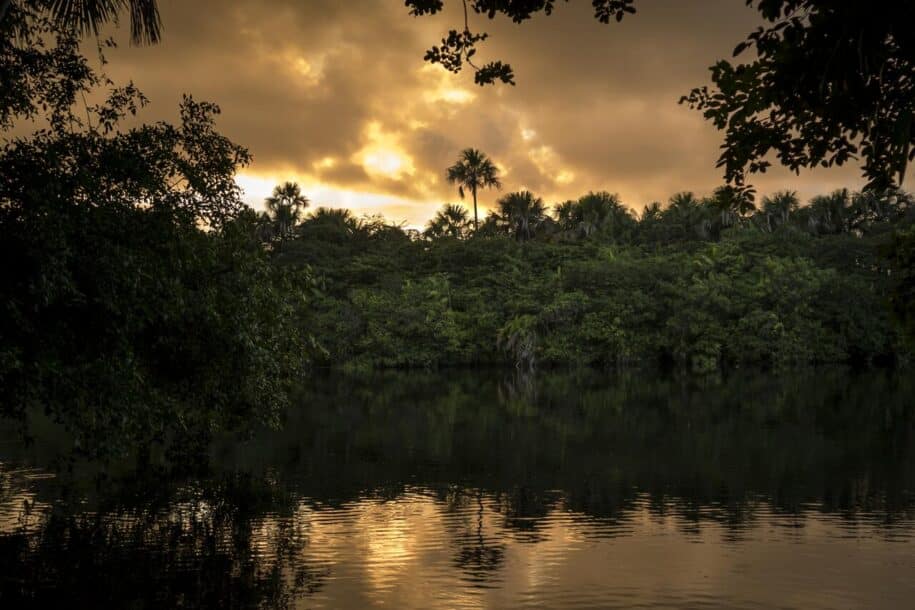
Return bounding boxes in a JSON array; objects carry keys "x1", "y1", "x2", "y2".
[{"x1": 103, "y1": 0, "x2": 913, "y2": 227}]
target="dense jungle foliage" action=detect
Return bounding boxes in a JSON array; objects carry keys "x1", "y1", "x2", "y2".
[
  {"x1": 274, "y1": 188, "x2": 915, "y2": 372},
  {"x1": 1, "y1": 5, "x2": 914, "y2": 460},
  {"x1": 0, "y1": 8, "x2": 315, "y2": 458}
]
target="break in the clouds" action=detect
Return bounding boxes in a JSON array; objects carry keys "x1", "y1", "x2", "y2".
[{"x1": 103, "y1": 0, "x2": 910, "y2": 227}]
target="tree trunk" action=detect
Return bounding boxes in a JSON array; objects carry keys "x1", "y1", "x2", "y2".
[{"x1": 472, "y1": 186, "x2": 479, "y2": 231}]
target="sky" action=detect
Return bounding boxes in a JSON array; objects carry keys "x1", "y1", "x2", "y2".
[{"x1": 102, "y1": 0, "x2": 912, "y2": 228}]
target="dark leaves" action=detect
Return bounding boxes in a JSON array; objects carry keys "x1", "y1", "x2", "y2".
[
  {"x1": 681, "y1": 0, "x2": 915, "y2": 192},
  {"x1": 406, "y1": 0, "x2": 445, "y2": 16},
  {"x1": 406, "y1": 0, "x2": 635, "y2": 85},
  {"x1": 474, "y1": 60, "x2": 515, "y2": 86},
  {"x1": 424, "y1": 29, "x2": 489, "y2": 74},
  {"x1": 591, "y1": 0, "x2": 636, "y2": 24}
]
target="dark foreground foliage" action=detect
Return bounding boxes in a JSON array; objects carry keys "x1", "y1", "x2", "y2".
[{"x1": 0, "y1": 9, "x2": 314, "y2": 459}]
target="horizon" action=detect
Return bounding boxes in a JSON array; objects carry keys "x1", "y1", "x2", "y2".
[{"x1": 243, "y1": 173, "x2": 913, "y2": 233}]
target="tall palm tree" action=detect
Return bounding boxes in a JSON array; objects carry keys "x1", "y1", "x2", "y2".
[
  {"x1": 497, "y1": 190, "x2": 546, "y2": 241},
  {"x1": 758, "y1": 190, "x2": 799, "y2": 232},
  {"x1": 1, "y1": 0, "x2": 162, "y2": 44},
  {"x1": 446, "y1": 148, "x2": 501, "y2": 231},
  {"x1": 425, "y1": 203, "x2": 471, "y2": 240},
  {"x1": 265, "y1": 181, "x2": 309, "y2": 240}
]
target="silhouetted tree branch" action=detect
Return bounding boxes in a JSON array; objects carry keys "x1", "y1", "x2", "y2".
[{"x1": 407, "y1": 0, "x2": 915, "y2": 192}]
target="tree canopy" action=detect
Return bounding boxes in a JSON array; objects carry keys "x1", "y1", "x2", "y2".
[{"x1": 0, "y1": 6, "x2": 312, "y2": 459}]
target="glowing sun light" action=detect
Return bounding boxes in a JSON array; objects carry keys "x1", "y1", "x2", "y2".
[
  {"x1": 363, "y1": 150, "x2": 408, "y2": 176},
  {"x1": 356, "y1": 121, "x2": 415, "y2": 179}
]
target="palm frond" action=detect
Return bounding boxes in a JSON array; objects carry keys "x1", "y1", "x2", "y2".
[{"x1": 44, "y1": 0, "x2": 161, "y2": 44}]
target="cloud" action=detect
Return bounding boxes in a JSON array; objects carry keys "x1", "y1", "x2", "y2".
[{"x1": 101, "y1": 0, "x2": 912, "y2": 226}]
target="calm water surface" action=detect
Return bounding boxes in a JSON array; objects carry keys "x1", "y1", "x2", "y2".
[{"x1": 1, "y1": 368, "x2": 914, "y2": 608}]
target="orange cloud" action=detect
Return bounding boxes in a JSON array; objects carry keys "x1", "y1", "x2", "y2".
[{"x1": 103, "y1": 0, "x2": 912, "y2": 227}]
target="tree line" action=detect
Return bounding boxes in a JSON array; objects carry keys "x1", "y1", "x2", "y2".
[
  {"x1": 256, "y1": 149, "x2": 915, "y2": 374},
  {"x1": 2, "y1": 3, "x2": 914, "y2": 462},
  {"x1": 260, "y1": 147, "x2": 915, "y2": 249}
]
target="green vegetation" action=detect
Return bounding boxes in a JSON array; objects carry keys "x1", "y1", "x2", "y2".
[
  {"x1": 1, "y1": 5, "x2": 914, "y2": 461},
  {"x1": 282, "y1": 187, "x2": 914, "y2": 372},
  {"x1": 0, "y1": 8, "x2": 314, "y2": 458},
  {"x1": 1, "y1": 6, "x2": 914, "y2": 607}
]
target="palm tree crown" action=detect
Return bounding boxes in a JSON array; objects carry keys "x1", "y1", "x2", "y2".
[
  {"x1": 807, "y1": 189, "x2": 853, "y2": 235},
  {"x1": 425, "y1": 203, "x2": 471, "y2": 240},
  {"x1": 265, "y1": 181, "x2": 309, "y2": 240},
  {"x1": 497, "y1": 190, "x2": 547, "y2": 241},
  {"x1": 757, "y1": 190, "x2": 799, "y2": 232},
  {"x1": 664, "y1": 192, "x2": 707, "y2": 239},
  {"x1": 446, "y1": 148, "x2": 501, "y2": 231},
  {"x1": 2, "y1": 0, "x2": 163, "y2": 44},
  {"x1": 571, "y1": 191, "x2": 635, "y2": 239},
  {"x1": 641, "y1": 201, "x2": 663, "y2": 222},
  {"x1": 708, "y1": 185, "x2": 756, "y2": 229}
]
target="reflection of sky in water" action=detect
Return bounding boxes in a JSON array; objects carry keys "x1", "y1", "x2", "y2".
[
  {"x1": 290, "y1": 491, "x2": 915, "y2": 609},
  {"x1": 3, "y1": 469, "x2": 914, "y2": 609},
  {"x1": 0, "y1": 467, "x2": 52, "y2": 536},
  {"x1": 2, "y1": 368, "x2": 915, "y2": 608}
]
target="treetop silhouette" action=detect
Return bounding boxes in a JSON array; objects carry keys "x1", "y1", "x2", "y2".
[{"x1": 447, "y1": 148, "x2": 502, "y2": 230}]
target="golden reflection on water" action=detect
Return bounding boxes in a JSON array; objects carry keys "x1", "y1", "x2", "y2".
[
  {"x1": 279, "y1": 491, "x2": 913, "y2": 608},
  {"x1": 0, "y1": 466, "x2": 51, "y2": 536},
  {"x1": 2, "y1": 469, "x2": 915, "y2": 609}
]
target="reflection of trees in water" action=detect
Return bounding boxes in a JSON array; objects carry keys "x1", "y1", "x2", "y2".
[
  {"x1": 440, "y1": 488, "x2": 506, "y2": 585},
  {"x1": 283, "y1": 367, "x2": 915, "y2": 524},
  {"x1": 0, "y1": 472, "x2": 327, "y2": 609},
  {"x1": 1, "y1": 367, "x2": 914, "y2": 604},
  {"x1": 490, "y1": 487, "x2": 563, "y2": 544},
  {"x1": 498, "y1": 369, "x2": 538, "y2": 416}
]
